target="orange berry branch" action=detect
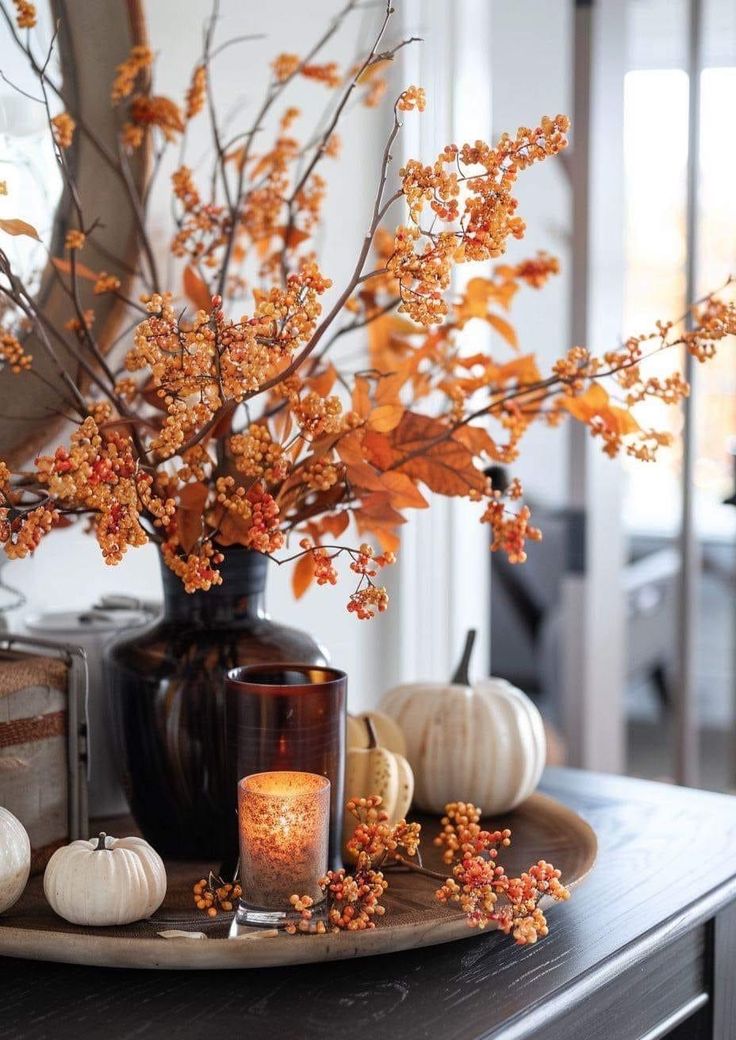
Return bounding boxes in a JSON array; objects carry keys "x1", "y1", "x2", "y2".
[{"x1": 0, "y1": 0, "x2": 733, "y2": 616}]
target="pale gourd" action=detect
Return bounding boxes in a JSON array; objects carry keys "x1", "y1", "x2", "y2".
[
  {"x1": 342, "y1": 718, "x2": 414, "y2": 860},
  {"x1": 0, "y1": 807, "x2": 31, "y2": 914},
  {"x1": 347, "y1": 711, "x2": 406, "y2": 756},
  {"x1": 380, "y1": 630, "x2": 546, "y2": 814},
  {"x1": 44, "y1": 832, "x2": 167, "y2": 926}
]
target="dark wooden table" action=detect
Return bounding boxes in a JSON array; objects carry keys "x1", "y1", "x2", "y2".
[{"x1": 2, "y1": 768, "x2": 736, "y2": 1040}]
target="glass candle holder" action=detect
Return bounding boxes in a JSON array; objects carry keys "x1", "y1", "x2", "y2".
[
  {"x1": 236, "y1": 770, "x2": 330, "y2": 928},
  {"x1": 225, "y1": 665, "x2": 346, "y2": 871}
]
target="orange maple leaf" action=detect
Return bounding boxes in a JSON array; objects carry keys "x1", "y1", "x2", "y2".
[{"x1": 292, "y1": 551, "x2": 315, "y2": 599}]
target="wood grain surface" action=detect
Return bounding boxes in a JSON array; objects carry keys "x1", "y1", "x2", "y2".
[
  {"x1": 2, "y1": 768, "x2": 736, "y2": 1040},
  {"x1": 0, "y1": 791, "x2": 596, "y2": 970}
]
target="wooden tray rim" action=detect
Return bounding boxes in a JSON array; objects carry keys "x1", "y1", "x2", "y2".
[{"x1": 0, "y1": 792, "x2": 597, "y2": 970}]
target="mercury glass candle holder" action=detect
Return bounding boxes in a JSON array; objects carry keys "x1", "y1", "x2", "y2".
[
  {"x1": 235, "y1": 771, "x2": 330, "y2": 929},
  {"x1": 225, "y1": 664, "x2": 346, "y2": 871}
]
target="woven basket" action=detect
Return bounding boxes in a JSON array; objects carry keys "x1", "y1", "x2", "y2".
[{"x1": 0, "y1": 651, "x2": 83, "y2": 873}]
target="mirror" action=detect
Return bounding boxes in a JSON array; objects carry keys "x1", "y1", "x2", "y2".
[{"x1": 0, "y1": 0, "x2": 146, "y2": 466}]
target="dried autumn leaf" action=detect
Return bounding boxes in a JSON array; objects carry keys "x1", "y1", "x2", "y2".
[
  {"x1": 561, "y1": 384, "x2": 639, "y2": 435},
  {"x1": 352, "y1": 376, "x2": 371, "y2": 419},
  {"x1": 140, "y1": 379, "x2": 167, "y2": 413},
  {"x1": 561, "y1": 383, "x2": 609, "y2": 421},
  {"x1": 178, "y1": 481, "x2": 209, "y2": 511},
  {"x1": 176, "y1": 481, "x2": 209, "y2": 553},
  {"x1": 292, "y1": 551, "x2": 315, "y2": 599},
  {"x1": 52, "y1": 257, "x2": 99, "y2": 282},
  {"x1": 367, "y1": 313, "x2": 394, "y2": 363},
  {"x1": 493, "y1": 355, "x2": 543, "y2": 387},
  {"x1": 353, "y1": 503, "x2": 402, "y2": 553},
  {"x1": 379, "y1": 471, "x2": 429, "y2": 509},
  {"x1": 314, "y1": 511, "x2": 350, "y2": 540},
  {"x1": 368, "y1": 404, "x2": 404, "y2": 433},
  {"x1": 487, "y1": 313, "x2": 519, "y2": 351},
  {"x1": 356, "y1": 57, "x2": 389, "y2": 84},
  {"x1": 224, "y1": 145, "x2": 245, "y2": 168},
  {"x1": 455, "y1": 275, "x2": 518, "y2": 326},
  {"x1": 307, "y1": 362, "x2": 337, "y2": 398},
  {"x1": 183, "y1": 265, "x2": 212, "y2": 312},
  {"x1": 391, "y1": 412, "x2": 487, "y2": 497},
  {"x1": 368, "y1": 313, "x2": 415, "y2": 373},
  {"x1": 355, "y1": 492, "x2": 406, "y2": 527},
  {"x1": 456, "y1": 277, "x2": 493, "y2": 322},
  {"x1": 608, "y1": 406, "x2": 640, "y2": 435},
  {"x1": 255, "y1": 234, "x2": 272, "y2": 259},
  {"x1": 374, "y1": 526, "x2": 400, "y2": 553},
  {"x1": 215, "y1": 512, "x2": 252, "y2": 547},
  {"x1": 375, "y1": 370, "x2": 409, "y2": 406},
  {"x1": 276, "y1": 225, "x2": 310, "y2": 249},
  {"x1": 453, "y1": 425, "x2": 501, "y2": 459},
  {"x1": 336, "y1": 430, "x2": 366, "y2": 466},
  {"x1": 345, "y1": 461, "x2": 385, "y2": 491},
  {"x1": 0, "y1": 218, "x2": 40, "y2": 240},
  {"x1": 362, "y1": 430, "x2": 396, "y2": 470},
  {"x1": 177, "y1": 509, "x2": 204, "y2": 553},
  {"x1": 311, "y1": 432, "x2": 342, "y2": 459}
]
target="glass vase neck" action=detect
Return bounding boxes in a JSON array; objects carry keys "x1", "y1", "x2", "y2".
[{"x1": 159, "y1": 549, "x2": 268, "y2": 625}]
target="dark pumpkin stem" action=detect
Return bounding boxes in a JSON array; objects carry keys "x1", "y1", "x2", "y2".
[
  {"x1": 95, "y1": 832, "x2": 108, "y2": 851},
  {"x1": 365, "y1": 715, "x2": 379, "y2": 750},
  {"x1": 450, "y1": 628, "x2": 477, "y2": 685}
]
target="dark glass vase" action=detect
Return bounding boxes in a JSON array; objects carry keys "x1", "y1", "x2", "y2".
[{"x1": 108, "y1": 549, "x2": 327, "y2": 861}]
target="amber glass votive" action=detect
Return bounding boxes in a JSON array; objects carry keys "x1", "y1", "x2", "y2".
[
  {"x1": 238, "y1": 771, "x2": 330, "y2": 913},
  {"x1": 225, "y1": 665, "x2": 346, "y2": 871}
]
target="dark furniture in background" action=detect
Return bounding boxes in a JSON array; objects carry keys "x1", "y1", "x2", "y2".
[{"x1": 1, "y1": 768, "x2": 735, "y2": 1039}]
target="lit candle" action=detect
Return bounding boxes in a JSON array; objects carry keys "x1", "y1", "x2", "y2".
[{"x1": 238, "y1": 771, "x2": 330, "y2": 914}]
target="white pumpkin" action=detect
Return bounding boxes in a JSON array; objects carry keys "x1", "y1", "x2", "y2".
[
  {"x1": 347, "y1": 711, "x2": 406, "y2": 755},
  {"x1": 380, "y1": 677, "x2": 546, "y2": 814},
  {"x1": 0, "y1": 807, "x2": 31, "y2": 914},
  {"x1": 342, "y1": 717, "x2": 414, "y2": 860},
  {"x1": 44, "y1": 832, "x2": 167, "y2": 926}
]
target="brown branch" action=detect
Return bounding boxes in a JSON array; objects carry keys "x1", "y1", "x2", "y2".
[
  {"x1": 214, "y1": 0, "x2": 363, "y2": 299},
  {"x1": 386, "y1": 854, "x2": 447, "y2": 882},
  {"x1": 279, "y1": 2, "x2": 397, "y2": 282},
  {"x1": 247, "y1": 113, "x2": 404, "y2": 399}
]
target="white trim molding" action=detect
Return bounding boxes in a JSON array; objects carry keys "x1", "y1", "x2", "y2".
[{"x1": 392, "y1": 0, "x2": 493, "y2": 684}]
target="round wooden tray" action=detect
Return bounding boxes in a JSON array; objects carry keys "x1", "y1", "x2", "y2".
[{"x1": 0, "y1": 792, "x2": 596, "y2": 970}]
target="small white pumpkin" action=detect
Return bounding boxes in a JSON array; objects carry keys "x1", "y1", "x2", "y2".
[
  {"x1": 342, "y1": 717, "x2": 414, "y2": 860},
  {"x1": 347, "y1": 710, "x2": 406, "y2": 755},
  {"x1": 44, "y1": 832, "x2": 167, "y2": 926},
  {"x1": 380, "y1": 631, "x2": 546, "y2": 814},
  {"x1": 0, "y1": 807, "x2": 31, "y2": 914}
]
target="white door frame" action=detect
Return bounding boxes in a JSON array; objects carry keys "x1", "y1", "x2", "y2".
[{"x1": 389, "y1": 0, "x2": 493, "y2": 686}]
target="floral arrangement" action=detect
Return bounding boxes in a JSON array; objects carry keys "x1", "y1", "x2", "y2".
[
  {"x1": 0, "y1": 0, "x2": 734, "y2": 618},
  {"x1": 194, "y1": 796, "x2": 569, "y2": 944}
]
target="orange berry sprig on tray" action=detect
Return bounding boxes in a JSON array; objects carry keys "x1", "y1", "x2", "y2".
[
  {"x1": 192, "y1": 873, "x2": 242, "y2": 919},
  {"x1": 279, "y1": 795, "x2": 569, "y2": 943}
]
